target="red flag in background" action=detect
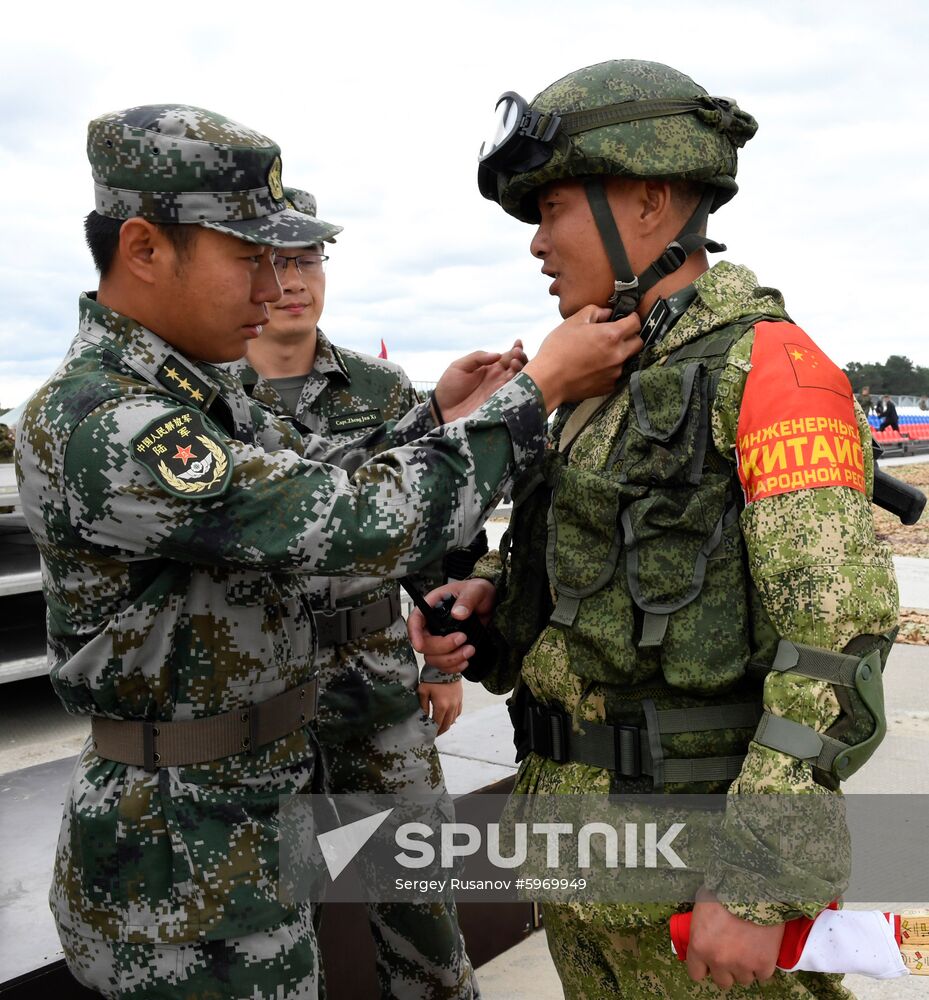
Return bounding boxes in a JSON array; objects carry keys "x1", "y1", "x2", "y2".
[{"x1": 378, "y1": 339, "x2": 388, "y2": 359}]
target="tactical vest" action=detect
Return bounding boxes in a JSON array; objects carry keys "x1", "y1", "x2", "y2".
[{"x1": 496, "y1": 312, "x2": 784, "y2": 696}]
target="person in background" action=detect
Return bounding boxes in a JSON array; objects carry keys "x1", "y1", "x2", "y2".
[
  {"x1": 857, "y1": 385, "x2": 873, "y2": 415},
  {"x1": 879, "y1": 395, "x2": 899, "y2": 432},
  {"x1": 233, "y1": 187, "x2": 486, "y2": 999}
]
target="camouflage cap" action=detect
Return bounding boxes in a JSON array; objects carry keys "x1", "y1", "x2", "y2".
[
  {"x1": 87, "y1": 105, "x2": 342, "y2": 247},
  {"x1": 282, "y1": 186, "x2": 340, "y2": 244}
]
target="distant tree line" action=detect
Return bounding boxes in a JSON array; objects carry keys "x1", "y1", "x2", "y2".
[
  {"x1": 844, "y1": 355, "x2": 929, "y2": 395},
  {"x1": 0, "y1": 425, "x2": 12, "y2": 463}
]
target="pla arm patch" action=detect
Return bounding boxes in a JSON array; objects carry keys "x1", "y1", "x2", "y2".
[
  {"x1": 131, "y1": 408, "x2": 233, "y2": 499},
  {"x1": 736, "y1": 322, "x2": 865, "y2": 504}
]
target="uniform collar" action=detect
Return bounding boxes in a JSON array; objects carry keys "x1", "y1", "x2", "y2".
[
  {"x1": 313, "y1": 329, "x2": 351, "y2": 385},
  {"x1": 78, "y1": 292, "x2": 252, "y2": 436},
  {"x1": 653, "y1": 261, "x2": 787, "y2": 359}
]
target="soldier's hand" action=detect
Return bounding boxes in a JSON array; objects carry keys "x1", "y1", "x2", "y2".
[
  {"x1": 418, "y1": 680, "x2": 464, "y2": 736},
  {"x1": 523, "y1": 306, "x2": 643, "y2": 413},
  {"x1": 434, "y1": 340, "x2": 528, "y2": 423},
  {"x1": 686, "y1": 888, "x2": 784, "y2": 989},
  {"x1": 407, "y1": 578, "x2": 497, "y2": 674}
]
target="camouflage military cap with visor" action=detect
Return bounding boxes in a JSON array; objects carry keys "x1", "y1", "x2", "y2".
[
  {"x1": 87, "y1": 104, "x2": 343, "y2": 247},
  {"x1": 282, "y1": 186, "x2": 340, "y2": 244}
]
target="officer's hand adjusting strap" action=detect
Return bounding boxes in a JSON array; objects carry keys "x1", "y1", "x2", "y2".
[{"x1": 751, "y1": 639, "x2": 888, "y2": 780}]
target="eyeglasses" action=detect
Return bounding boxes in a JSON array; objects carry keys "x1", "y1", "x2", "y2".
[{"x1": 272, "y1": 253, "x2": 329, "y2": 276}]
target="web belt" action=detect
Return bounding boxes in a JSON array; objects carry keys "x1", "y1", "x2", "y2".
[
  {"x1": 521, "y1": 693, "x2": 761, "y2": 788},
  {"x1": 91, "y1": 678, "x2": 319, "y2": 771},
  {"x1": 313, "y1": 586, "x2": 402, "y2": 648}
]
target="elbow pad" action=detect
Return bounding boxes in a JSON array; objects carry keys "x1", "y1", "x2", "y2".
[{"x1": 752, "y1": 634, "x2": 895, "y2": 781}]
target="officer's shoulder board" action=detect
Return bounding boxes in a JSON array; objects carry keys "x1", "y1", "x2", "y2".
[{"x1": 131, "y1": 408, "x2": 233, "y2": 500}]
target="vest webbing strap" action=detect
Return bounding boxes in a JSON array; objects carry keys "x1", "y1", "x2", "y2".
[
  {"x1": 770, "y1": 639, "x2": 861, "y2": 687},
  {"x1": 521, "y1": 694, "x2": 761, "y2": 783},
  {"x1": 752, "y1": 711, "x2": 847, "y2": 773},
  {"x1": 640, "y1": 612, "x2": 669, "y2": 647}
]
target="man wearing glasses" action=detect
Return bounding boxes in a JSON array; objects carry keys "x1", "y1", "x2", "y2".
[
  {"x1": 232, "y1": 188, "x2": 479, "y2": 999},
  {"x1": 15, "y1": 105, "x2": 643, "y2": 999}
]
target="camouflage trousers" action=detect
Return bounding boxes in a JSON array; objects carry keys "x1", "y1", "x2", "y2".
[
  {"x1": 541, "y1": 904, "x2": 855, "y2": 1000},
  {"x1": 514, "y1": 753, "x2": 854, "y2": 1000},
  {"x1": 319, "y1": 710, "x2": 480, "y2": 1000},
  {"x1": 58, "y1": 900, "x2": 318, "y2": 999}
]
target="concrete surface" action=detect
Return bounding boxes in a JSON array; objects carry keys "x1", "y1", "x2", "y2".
[
  {"x1": 896, "y1": 556, "x2": 929, "y2": 610},
  {"x1": 475, "y1": 925, "x2": 929, "y2": 999},
  {"x1": 1, "y1": 480, "x2": 925, "y2": 995}
]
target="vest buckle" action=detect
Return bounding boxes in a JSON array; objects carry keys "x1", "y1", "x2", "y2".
[{"x1": 527, "y1": 703, "x2": 569, "y2": 764}]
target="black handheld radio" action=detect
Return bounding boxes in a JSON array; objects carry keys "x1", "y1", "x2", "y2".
[{"x1": 400, "y1": 580, "x2": 494, "y2": 683}]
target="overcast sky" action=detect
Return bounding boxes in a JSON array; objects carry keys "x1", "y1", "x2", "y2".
[{"x1": 1, "y1": 0, "x2": 927, "y2": 407}]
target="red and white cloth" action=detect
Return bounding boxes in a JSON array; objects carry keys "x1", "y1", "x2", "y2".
[{"x1": 670, "y1": 904, "x2": 908, "y2": 979}]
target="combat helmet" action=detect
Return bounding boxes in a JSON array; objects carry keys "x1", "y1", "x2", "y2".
[{"x1": 478, "y1": 60, "x2": 757, "y2": 316}]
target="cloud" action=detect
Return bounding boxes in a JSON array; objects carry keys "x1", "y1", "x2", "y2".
[{"x1": 0, "y1": 0, "x2": 927, "y2": 406}]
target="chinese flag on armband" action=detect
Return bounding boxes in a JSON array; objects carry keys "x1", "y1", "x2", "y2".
[
  {"x1": 378, "y1": 339, "x2": 388, "y2": 359},
  {"x1": 668, "y1": 905, "x2": 929, "y2": 978}
]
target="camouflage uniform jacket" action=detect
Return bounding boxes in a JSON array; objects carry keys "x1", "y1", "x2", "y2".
[
  {"x1": 231, "y1": 334, "x2": 447, "y2": 746},
  {"x1": 487, "y1": 262, "x2": 898, "y2": 924},
  {"x1": 14, "y1": 293, "x2": 545, "y2": 944}
]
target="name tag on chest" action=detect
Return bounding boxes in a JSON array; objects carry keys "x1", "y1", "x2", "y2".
[{"x1": 330, "y1": 409, "x2": 381, "y2": 433}]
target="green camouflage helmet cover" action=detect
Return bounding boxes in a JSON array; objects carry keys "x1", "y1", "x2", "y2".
[
  {"x1": 497, "y1": 59, "x2": 758, "y2": 224},
  {"x1": 88, "y1": 105, "x2": 342, "y2": 247},
  {"x1": 283, "y1": 186, "x2": 340, "y2": 244}
]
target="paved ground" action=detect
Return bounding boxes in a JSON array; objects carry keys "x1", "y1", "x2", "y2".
[
  {"x1": 476, "y1": 924, "x2": 929, "y2": 999},
  {"x1": 476, "y1": 640, "x2": 929, "y2": 999},
  {"x1": 2, "y1": 471, "x2": 926, "y2": 995}
]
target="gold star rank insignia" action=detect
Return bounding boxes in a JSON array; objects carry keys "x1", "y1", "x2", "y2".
[{"x1": 156, "y1": 355, "x2": 216, "y2": 410}]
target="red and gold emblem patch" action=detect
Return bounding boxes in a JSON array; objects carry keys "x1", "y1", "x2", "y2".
[{"x1": 131, "y1": 408, "x2": 233, "y2": 499}]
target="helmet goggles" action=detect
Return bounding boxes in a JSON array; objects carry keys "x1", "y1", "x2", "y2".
[
  {"x1": 478, "y1": 87, "x2": 747, "y2": 318},
  {"x1": 477, "y1": 90, "x2": 741, "y2": 204}
]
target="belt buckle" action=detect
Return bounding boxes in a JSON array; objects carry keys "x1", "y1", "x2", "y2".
[
  {"x1": 527, "y1": 704, "x2": 569, "y2": 764},
  {"x1": 316, "y1": 607, "x2": 348, "y2": 646},
  {"x1": 615, "y1": 724, "x2": 642, "y2": 779},
  {"x1": 142, "y1": 721, "x2": 159, "y2": 771}
]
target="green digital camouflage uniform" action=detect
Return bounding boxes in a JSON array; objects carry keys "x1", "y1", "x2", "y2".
[
  {"x1": 232, "y1": 337, "x2": 478, "y2": 999},
  {"x1": 480, "y1": 262, "x2": 898, "y2": 999},
  {"x1": 474, "y1": 60, "x2": 899, "y2": 998},
  {"x1": 14, "y1": 104, "x2": 548, "y2": 1000}
]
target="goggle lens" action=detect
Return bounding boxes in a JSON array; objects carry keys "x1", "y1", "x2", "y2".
[{"x1": 480, "y1": 95, "x2": 521, "y2": 161}]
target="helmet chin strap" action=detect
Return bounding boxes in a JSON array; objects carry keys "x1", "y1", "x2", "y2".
[{"x1": 583, "y1": 179, "x2": 725, "y2": 319}]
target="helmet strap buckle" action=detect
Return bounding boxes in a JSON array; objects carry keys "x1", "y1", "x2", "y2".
[
  {"x1": 609, "y1": 276, "x2": 639, "y2": 302},
  {"x1": 651, "y1": 241, "x2": 688, "y2": 280}
]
